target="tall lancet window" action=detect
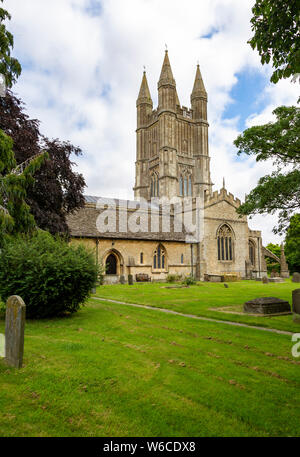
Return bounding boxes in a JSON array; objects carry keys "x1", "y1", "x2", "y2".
[
  {"x1": 179, "y1": 176, "x2": 183, "y2": 196},
  {"x1": 151, "y1": 172, "x2": 159, "y2": 197},
  {"x1": 188, "y1": 176, "x2": 192, "y2": 196},
  {"x1": 217, "y1": 224, "x2": 233, "y2": 261},
  {"x1": 184, "y1": 176, "x2": 188, "y2": 196},
  {"x1": 249, "y1": 240, "x2": 255, "y2": 266}
]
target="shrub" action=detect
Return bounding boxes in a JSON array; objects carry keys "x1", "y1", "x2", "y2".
[
  {"x1": 182, "y1": 275, "x2": 196, "y2": 286},
  {"x1": 166, "y1": 274, "x2": 176, "y2": 283},
  {"x1": 167, "y1": 274, "x2": 183, "y2": 283},
  {"x1": 0, "y1": 231, "x2": 98, "y2": 319}
]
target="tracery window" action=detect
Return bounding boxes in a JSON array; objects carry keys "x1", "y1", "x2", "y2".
[
  {"x1": 179, "y1": 173, "x2": 192, "y2": 197},
  {"x1": 153, "y1": 244, "x2": 166, "y2": 270},
  {"x1": 217, "y1": 224, "x2": 233, "y2": 261}
]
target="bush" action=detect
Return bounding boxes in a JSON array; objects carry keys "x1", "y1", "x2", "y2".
[
  {"x1": 167, "y1": 274, "x2": 183, "y2": 283},
  {"x1": 182, "y1": 275, "x2": 196, "y2": 286},
  {"x1": 0, "y1": 231, "x2": 98, "y2": 319},
  {"x1": 166, "y1": 274, "x2": 176, "y2": 283}
]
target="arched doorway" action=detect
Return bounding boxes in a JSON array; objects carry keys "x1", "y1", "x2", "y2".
[{"x1": 106, "y1": 253, "x2": 117, "y2": 275}]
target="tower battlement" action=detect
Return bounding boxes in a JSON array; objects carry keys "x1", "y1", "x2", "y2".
[{"x1": 204, "y1": 188, "x2": 241, "y2": 208}]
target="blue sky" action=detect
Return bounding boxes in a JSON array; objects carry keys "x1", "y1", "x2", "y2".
[{"x1": 5, "y1": 0, "x2": 299, "y2": 244}]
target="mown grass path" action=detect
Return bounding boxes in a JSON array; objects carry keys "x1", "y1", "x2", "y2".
[
  {"x1": 95, "y1": 280, "x2": 300, "y2": 333},
  {"x1": 92, "y1": 297, "x2": 293, "y2": 335}
]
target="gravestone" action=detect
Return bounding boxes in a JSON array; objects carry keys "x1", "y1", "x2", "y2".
[
  {"x1": 292, "y1": 289, "x2": 300, "y2": 323},
  {"x1": 128, "y1": 274, "x2": 133, "y2": 285},
  {"x1": 5, "y1": 296, "x2": 26, "y2": 368},
  {"x1": 244, "y1": 297, "x2": 291, "y2": 315},
  {"x1": 292, "y1": 272, "x2": 300, "y2": 283},
  {"x1": 262, "y1": 276, "x2": 269, "y2": 284},
  {"x1": 120, "y1": 275, "x2": 126, "y2": 284}
]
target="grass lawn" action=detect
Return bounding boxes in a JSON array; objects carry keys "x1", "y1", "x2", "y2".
[
  {"x1": 0, "y1": 294, "x2": 300, "y2": 437},
  {"x1": 95, "y1": 280, "x2": 300, "y2": 333}
]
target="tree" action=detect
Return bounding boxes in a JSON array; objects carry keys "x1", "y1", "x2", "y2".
[
  {"x1": 0, "y1": 0, "x2": 22, "y2": 88},
  {"x1": 249, "y1": 0, "x2": 300, "y2": 83},
  {"x1": 0, "y1": 129, "x2": 46, "y2": 245},
  {"x1": 265, "y1": 242, "x2": 281, "y2": 274},
  {"x1": 285, "y1": 213, "x2": 300, "y2": 273},
  {"x1": 234, "y1": 105, "x2": 300, "y2": 233},
  {"x1": 0, "y1": 91, "x2": 86, "y2": 234}
]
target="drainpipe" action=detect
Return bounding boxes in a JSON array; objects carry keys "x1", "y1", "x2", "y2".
[{"x1": 191, "y1": 244, "x2": 194, "y2": 278}]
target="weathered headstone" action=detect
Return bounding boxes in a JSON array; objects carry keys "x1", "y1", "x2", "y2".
[
  {"x1": 5, "y1": 296, "x2": 26, "y2": 368},
  {"x1": 244, "y1": 297, "x2": 291, "y2": 315},
  {"x1": 262, "y1": 276, "x2": 269, "y2": 284},
  {"x1": 120, "y1": 275, "x2": 126, "y2": 284},
  {"x1": 292, "y1": 289, "x2": 300, "y2": 323},
  {"x1": 128, "y1": 274, "x2": 133, "y2": 285},
  {"x1": 292, "y1": 272, "x2": 300, "y2": 283},
  {"x1": 224, "y1": 283, "x2": 228, "y2": 288}
]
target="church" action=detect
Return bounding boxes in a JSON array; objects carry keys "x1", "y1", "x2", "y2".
[{"x1": 67, "y1": 51, "x2": 268, "y2": 283}]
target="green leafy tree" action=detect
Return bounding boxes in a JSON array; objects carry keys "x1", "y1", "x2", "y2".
[
  {"x1": 285, "y1": 213, "x2": 300, "y2": 273},
  {"x1": 0, "y1": 0, "x2": 22, "y2": 88},
  {"x1": 234, "y1": 105, "x2": 300, "y2": 234},
  {"x1": 249, "y1": 0, "x2": 300, "y2": 83},
  {"x1": 0, "y1": 129, "x2": 46, "y2": 245},
  {"x1": 265, "y1": 242, "x2": 281, "y2": 274}
]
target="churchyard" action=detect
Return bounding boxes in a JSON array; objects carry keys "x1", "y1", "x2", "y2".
[{"x1": 0, "y1": 279, "x2": 300, "y2": 437}]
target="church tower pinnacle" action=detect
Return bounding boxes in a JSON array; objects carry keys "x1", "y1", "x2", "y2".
[
  {"x1": 158, "y1": 50, "x2": 177, "y2": 112},
  {"x1": 136, "y1": 70, "x2": 153, "y2": 128},
  {"x1": 191, "y1": 64, "x2": 207, "y2": 120}
]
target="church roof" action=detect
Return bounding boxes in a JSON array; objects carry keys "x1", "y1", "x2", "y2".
[{"x1": 67, "y1": 196, "x2": 195, "y2": 242}]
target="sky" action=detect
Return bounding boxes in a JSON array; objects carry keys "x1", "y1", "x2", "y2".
[{"x1": 5, "y1": 0, "x2": 299, "y2": 244}]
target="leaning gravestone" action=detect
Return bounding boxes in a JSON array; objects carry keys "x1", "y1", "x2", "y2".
[
  {"x1": 292, "y1": 289, "x2": 300, "y2": 323},
  {"x1": 5, "y1": 296, "x2": 26, "y2": 368},
  {"x1": 292, "y1": 272, "x2": 300, "y2": 283},
  {"x1": 244, "y1": 297, "x2": 291, "y2": 315}
]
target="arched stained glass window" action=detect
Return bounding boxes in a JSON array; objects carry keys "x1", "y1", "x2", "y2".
[
  {"x1": 153, "y1": 245, "x2": 166, "y2": 269},
  {"x1": 217, "y1": 224, "x2": 233, "y2": 261}
]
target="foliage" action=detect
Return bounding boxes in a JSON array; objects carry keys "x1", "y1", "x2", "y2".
[
  {"x1": 0, "y1": 91, "x2": 86, "y2": 234},
  {"x1": 266, "y1": 243, "x2": 281, "y2": 258},
  {"x1": 182, "y1": 275, "x2": 196, "y2": 285},
  {"x1": 285, "y1": 213, "x2": 300, "y2": 273},
  {"x1": 265, "y1": 242, "x2": 281, "y2": 274},
  {"x1": 0, "y1": 129, "x2": 46, "y2": 245},
  {"x1": 0, "y1": 0, "x2": 22, "y2": 88},
  {"x1": 249, "y1": 0, "x2": 300, "y2": 83},
  {"x1": 234, "y1": 106, "x2": 300, "y2": 233},
  {"x1": 0, "y1": 231, "x2": 98, "y2": 318},
  {"x1": 166, "y1": 274, "x2": 182, "y2": 283}
]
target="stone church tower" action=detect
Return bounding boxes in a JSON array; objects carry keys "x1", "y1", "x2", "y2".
[{"x1": 134, "y1": 50, "x2": 212, "y2": 201}]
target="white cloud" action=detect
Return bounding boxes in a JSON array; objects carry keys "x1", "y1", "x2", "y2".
[{"x1": 5, "y1": 0, "x2": 299, "y2": 244}]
